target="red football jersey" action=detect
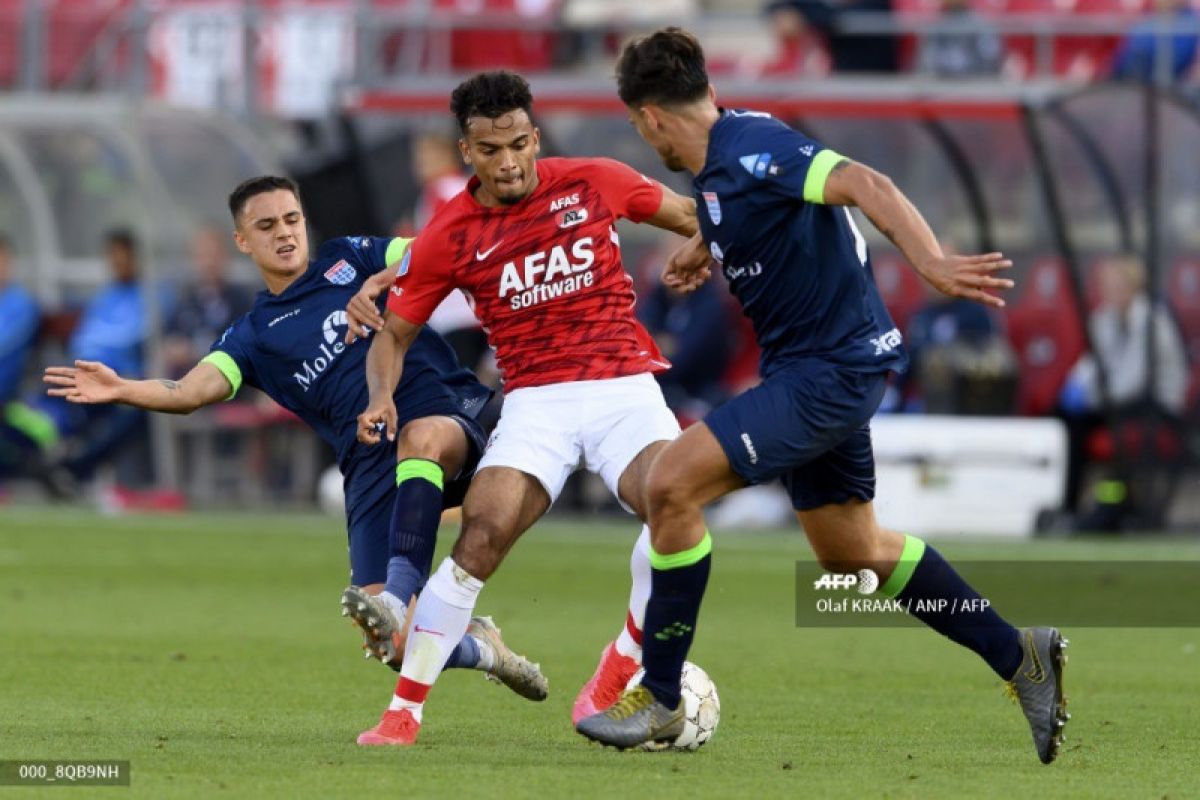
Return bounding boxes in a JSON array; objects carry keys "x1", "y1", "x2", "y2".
[{"x1": 388, "y1": 157, "x2": 671, "y2": 391}]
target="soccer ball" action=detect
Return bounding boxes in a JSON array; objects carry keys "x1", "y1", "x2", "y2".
[
  {"x1": 317, "y1": 466, "x2": 344, "y2": 516},
  {"x1": 624, "y1": 660, "x2": 720, "y2": 751}
]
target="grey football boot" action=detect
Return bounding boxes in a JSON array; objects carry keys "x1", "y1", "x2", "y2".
[
  {"x1": 467, "y1": 616, "x2": 549, "y2": 701},
  {"x1": 576, "y1": 685, "x2": 684, "y2": 750},
  {"x1": 341, "y1": 586, "x2": 404, "y2": 668},
  {"x1": 340, "y1": 590, "x2": 549, "y2": 701},
  {"x1": 1006, "y1": 626, "x2": 1071, "y2": 764}
]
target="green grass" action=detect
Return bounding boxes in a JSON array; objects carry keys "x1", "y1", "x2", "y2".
[{"x1": 1, "y1": 507, "x2": 1197, "y2": 798}]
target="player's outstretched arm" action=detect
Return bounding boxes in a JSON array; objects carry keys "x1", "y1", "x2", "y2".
[
  {"x1": 345, "y1": 237, "x2": 415, "y2": 344},
  {"x1": 43, "y1": 359, "x2": 232, "y2": 414},
  {"x1": 358, "y1": 312, "x2": 420, "y2": 444},
  {"x1": 645, "y1": 187, "x2": 699, "y2": 238},
  {"x1": 645, "y1": 189, "x2": 712, "y2": 293},
  {"x1": 822, "y1": 160, "x2": 1014, "y2": 308},
  {"x1": 345, "y1": 269, "x2": 393, "y2": 344}
]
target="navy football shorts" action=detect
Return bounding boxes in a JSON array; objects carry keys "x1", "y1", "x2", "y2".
[
  {"x1": 704, "y1": 359, "x2": 888, "y2": 512},
  {"x1": 344, "y1": 402, "x2": 487, "y2": 587}
]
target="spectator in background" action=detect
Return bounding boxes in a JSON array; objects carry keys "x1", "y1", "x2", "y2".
[
  {"x1": 401, "y1": 132, "x2": 492, "y2": 379},
  {"x1": 0, "y1": 236, "x2": 39, "y2": 403},
  {"x1": 764, "y1": 0, "x2": 899, "y2": 74},
  {"x1": 917, "y1": 0, "x2": 1004, "y2": 78},
  {"x1": 1112, "y1": 0, "x2": 1199, "y2": 82},
  {"x1": 162, "y1": 225, "x2": 251, "y2": 377},
  {"x1": 893, "y1": 268, "x2": 1016, "y2": 414},
  {"x1": 753, "y1": 0, "x2": 829, "y2": 76},
  {"x1": 1057, "y1": 255, "x2": 1188, "y2": 528},
  {"x1": 411, "y1": 132, "x2": 470, "y2": 229},
  {"x1": 635, "y1": 238, "x2": 735, "y2": 424},
  {"x1": 45, "y1": 229, "x2": 156, "y2": 485},
  {"x1": 0, "y1": 236, "x2": 43, "y2": 483}
]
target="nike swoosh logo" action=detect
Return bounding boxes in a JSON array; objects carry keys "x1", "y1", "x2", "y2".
[
  {"x1": 1023, "y1": 630, "x2": 1046, "y2": 683},
  {"x1": 413, "y1": 625, "x2": 444, "y2": 637},
  {"x1": 476, "y1": 241, "x2": 503, "y2": 261}
]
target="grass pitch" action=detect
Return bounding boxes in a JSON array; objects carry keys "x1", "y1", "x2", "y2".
[{"x1": 1, "y1": 506, "x2": 1197, "y2": 798}]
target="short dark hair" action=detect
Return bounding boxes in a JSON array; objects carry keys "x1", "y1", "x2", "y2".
[
  {"x1": 450, "y1": 71, "x2": 534, "y2": 134},
  {"x1": 105, "y1": 228, "x2": 137, "y2": 251},
  {"x1": 617, "y1": 27, "x2": 709, "y2": 108},
  {"x1": 228, "y1": 175, "x2": 301, "y2": 221}
]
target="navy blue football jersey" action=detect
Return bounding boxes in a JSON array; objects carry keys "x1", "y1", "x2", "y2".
[
  {"x1": 202, "y1": 236, "x2": 490, "y2": 468},
  {"x1": 694, "y1": 109, "x2": 908, "y2": 377}
]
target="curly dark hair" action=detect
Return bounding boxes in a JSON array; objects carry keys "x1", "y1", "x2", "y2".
[
  {"x1": 228, "y1": 175, "x2": 301, "y2": 221},
  {"x1": 616, "y1": 27, "x2": 709, "y2": 108},
  {"x1": 450, "y1": 71, "x2": 534, "y2": 134}
]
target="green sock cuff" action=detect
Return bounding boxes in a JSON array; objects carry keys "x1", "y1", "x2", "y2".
[
  {"x1": 1094, "y1": 479, "x2": 1127, "y2": 505},
  {"x1": 650, "y1": 531, "x2": 712, "y2": 571},
  {"x1": 4, "y1": 402, "x2": 59, "y2": 449},
  {"x1": 395, "y1": 458, "x2": 444, "y2": 490},
  {"x1": 880, "y1": 535, "x2": 926, "y2": 597}
]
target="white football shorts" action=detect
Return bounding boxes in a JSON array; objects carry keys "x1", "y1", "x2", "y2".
[{"x1": 476, "y1": 372, "x2": 681, "y2": 509}]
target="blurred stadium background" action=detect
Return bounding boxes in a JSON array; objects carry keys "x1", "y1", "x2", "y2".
[
  {"x1": 0, "y1": 0, "x2": 1199, "y2": 539},
  {"x1": 3, "y1": 5, "x2": 1199, "y2": 797}
]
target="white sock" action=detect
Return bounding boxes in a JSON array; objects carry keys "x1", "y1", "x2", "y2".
[
  {"x1": 378, "y1": 590, "x2": 408, "y2": 628},
  {"x1": 614, "y1": 524, "x2": 651, "y2": 661},
  {"x1": 390, "y1": 558, "x2": 484, "y2": 721},
  {"x1": 473, "y1": 637, "x2": 495, "y2": 671}
]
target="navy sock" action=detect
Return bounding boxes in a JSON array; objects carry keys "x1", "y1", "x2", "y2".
[
  {"x1": 383, "y1": 459, "x2": 482, "y2": 672},
  {"x1": 385, "y1": 557, "x2": 423, "y2": 608},
  {"x1": 444, "y1": 635, "x2": 481, "y2": 670},
  {"x1": 886, "y1": 536, "x2": 1023, "y2": 680},
  {"x1": 640, "y1": 533, "x2": 712, "y2": 709},
  {"x1": 383, "y1": 459, "x2": 444, "y2": 602}
]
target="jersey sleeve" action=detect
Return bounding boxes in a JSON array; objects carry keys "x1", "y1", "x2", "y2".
[
  {"x1": 200, "y1": 318, "x2": 256, "y2": 400},
  {"x1": 757, "y1": 128, "x2": 848, "y2": 206},
  {"x1": 316, "y1": 236, "x2": 412, "y2": 275},
  {"x1": 579, "y1": 157, "x2": 664, "y2": 222},
  {"x1": 385, "y1": 233, "x2": 455, "y2": 326}
]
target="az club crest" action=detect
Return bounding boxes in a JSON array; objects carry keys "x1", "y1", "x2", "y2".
[
  {"x1": 702, "y1": 192, "x2": 722, "y2": 225},
  {"x1": 324, "y1": 259, "x2": 357, "y2": 285}
]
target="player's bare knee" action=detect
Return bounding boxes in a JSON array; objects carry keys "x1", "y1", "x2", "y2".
[
  {"x1": 398, "y1": 418, "x2": 468, "y2": 476},
  {"x1": 646, "y1": 465, "x2": 695, "y2": 520},
  {"x1": 396, "y1": 419, "x2": 447, "y2": 462}
]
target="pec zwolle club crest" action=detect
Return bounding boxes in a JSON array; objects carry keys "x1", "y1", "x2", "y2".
[
  {"x1": 703, "y1": 191, "x2": 721, "y2": 225},
  {"x1": 324, "y1": 259, "x2": 357, "y2": 285}
]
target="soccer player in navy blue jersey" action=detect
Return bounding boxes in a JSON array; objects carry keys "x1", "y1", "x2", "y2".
[
  {"x1": 577, "y1": 29, "x2": 1070, "y2": 763},
  {"x1": 43, "y1": 176, "x2": 547, "y2": 745}
]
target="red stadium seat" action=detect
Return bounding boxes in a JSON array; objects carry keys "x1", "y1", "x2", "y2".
[
  {"x1": 371, "y1": 0, "x2": 560, "y2": 73},
  {"x1": 996, "y1": 0, "x2": 1137, "y2": 78},
  {"x1": 1004, "y1": 256, "x2": 1086, "y2": 415},
  {"x1": 1166, "y1": 257, "x2": 1200, "y2": 407},
  {"x1": 1086, "y1": 422, "x2": 1182, "y2": 462},
  {"x1": 44, "y1": 0, "x2": 134, "y2": 88},
  {"x1": 0, "y1": 0, "x2": 20, "y2": 88}
]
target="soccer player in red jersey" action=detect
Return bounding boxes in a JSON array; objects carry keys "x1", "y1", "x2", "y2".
[{"x1": 349, "y1": 71, "x2": 704, "y2": 745}]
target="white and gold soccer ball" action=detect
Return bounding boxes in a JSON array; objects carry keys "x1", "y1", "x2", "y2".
[{"x1": 624, "y1": 660, "x2": 721, "y2": 751}]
